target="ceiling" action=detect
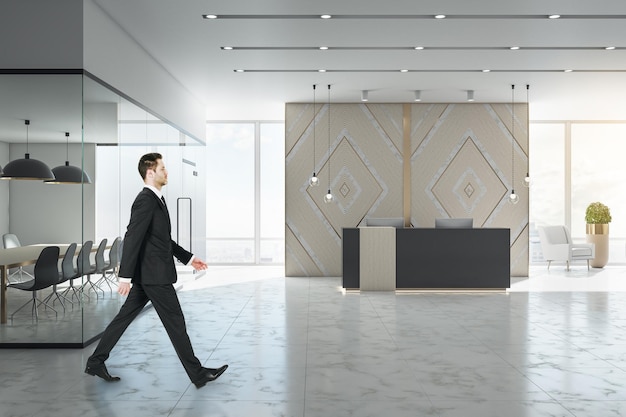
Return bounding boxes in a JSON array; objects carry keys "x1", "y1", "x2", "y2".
[
  {"x1": 90, "y1": 0, "x2": 626, "y2": 121},
  {"x1": 5, "y1": 0, "x2": 626, "y2": 137}
]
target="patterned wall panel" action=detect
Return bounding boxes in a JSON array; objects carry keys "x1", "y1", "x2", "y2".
[
  {"x1": 409, "y1": 103, "x2": 528, "y2": 276},
  {"x1": 286, "y1": 103, "x2": 404, "y2": 276},
  {"x1": 286, "y1": 102, "x2": 529, "y2": 277}
]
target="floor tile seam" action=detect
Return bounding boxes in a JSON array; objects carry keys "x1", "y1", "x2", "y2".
[
  {"x1": 360, "y1": 291, "x2": 443, "y2": 411},
  {"x1": 362, "y1": 292, "x2": 401, "y2": 351},
  {"x1": 445, "y1": 317, "x2": 535, "y2": 369},
  {"x1": 604, "y1": 361, "x2": 626, "y2": 372},
  {"x1": 387, "y1": 357, "x2": 440, "y2": 412},
  {"x1": 485, "y1": 342, "x2": 556, "y2": 372},
  {"x1": 39, "y1": 375, "x2": 94, "y2": 403},
  {"x1": 569, "y1": 346, "x2": 626, "y2": 369},
  {"x1": 174, "y1": 381, "x2": 198, "y2": 415},
  {"x1": 531, "y1": 323, "x2": 603, "y2": 346},
  {"x1": 505, "y1": 365, "x2": 571, "y2": 404},
  {"x1": 207, "y1": 292, "x2": 258, "y2": 362},
  {"x1": 440, "y1": 316, "x2": 489, "y2": 348},
  {"x1": 428, "y1": 398, "x2": 578, "y2": 416}
]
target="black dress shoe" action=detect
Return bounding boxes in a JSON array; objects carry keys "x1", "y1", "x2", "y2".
[
  {"x1": 194, "y1": 364, "x2": 228, "y2": 389},
  {"x1": 207, "y1": 364, "x2": 228, "y2": 379},
  {"x1": 85, "y1": 364, "x2": 121, "y2": 382}
]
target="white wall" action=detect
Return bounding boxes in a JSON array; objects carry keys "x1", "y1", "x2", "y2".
[
  {"x1": 83, "y1": 0, "x2": 206, "y2": 143},
  {"x1": 8, "y1": 143, "x2": 96, "y2": 245},
  {"x1": 0, "y1": 0, "x2": 84, "y2": 68},
  {"x1": 1, "y1": 0, "x2": 205, "y2": 145}
]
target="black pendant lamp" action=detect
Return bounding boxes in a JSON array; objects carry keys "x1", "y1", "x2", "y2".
[
  {"x1": 1, "y1": 120, "x2": 55, "y2": 180},
  {"x1": 323, "y1": 84, "x2": 334, "y2": 204},
  {"x1": 308, "y1": 84, "x2": 319, "y2": 187},
  {"x1": 45, "y1": 132, "x2": 92, "y2": 184},
  {"x1": 523, "y1": 84, "x2": 531, "y2": 187},
  {"x1": 508, "y1": 85, "x2": 519, "y2": 205}
]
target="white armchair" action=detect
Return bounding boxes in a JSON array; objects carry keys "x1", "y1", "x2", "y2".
[{"x1": 538, "y1": 225, "x2": 595, "y2": 271}]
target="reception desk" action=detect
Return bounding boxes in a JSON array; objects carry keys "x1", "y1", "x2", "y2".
[{"x1": 343, "y1": 227, "x2": 510, "y2": 290}]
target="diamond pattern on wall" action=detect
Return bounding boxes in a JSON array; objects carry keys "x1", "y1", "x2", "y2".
[
  {"x1": 288, "y1": 102, "x2": 528, "y2": 277},
  {"x1": 430, "y1": 137, "x2": 507, "y2": 224},
  {"x1": 340, "y1": 183, "x2": 351, "y2": 198},
  {"x1": 307, "y1": 137, "x2": 383, "y2": 235}
]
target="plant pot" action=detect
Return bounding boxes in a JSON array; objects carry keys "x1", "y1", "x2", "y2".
[{"x1": 586, "y1": 223, "x2": 609, "y2": 268}]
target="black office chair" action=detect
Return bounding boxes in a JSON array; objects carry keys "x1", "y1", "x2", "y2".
[
  {"x1": 76, "y1": 240, "x2": 94, "y2": 301},
  {"x1": 44, "y1": 242, "x2": 78, "y2": 310},
  {"x1": 80, "y1": 239, "x2": 107, "y2": 299},
  {"x1": 8, "y1": 246, "x2": 60, "y2": 320},
  {"x1": 94, "y1": 237, "x2": 121, "y2": 295}
]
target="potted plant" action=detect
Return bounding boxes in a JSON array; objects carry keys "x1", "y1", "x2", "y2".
[{"x1": 585, "y1": 202, "x2": 612, "y2": 268}]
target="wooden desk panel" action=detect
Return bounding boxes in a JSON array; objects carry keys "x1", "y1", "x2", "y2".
[{"x1": 359, "y1": 227, "x2": 396, "y2": 291}]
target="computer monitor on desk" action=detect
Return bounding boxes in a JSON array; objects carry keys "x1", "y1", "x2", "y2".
[
  {"x1": 435, "y1": 218, "x2": 473, "y2": 228},
  {"x1": 365, "y1": 217, "x2": 405, "y2": 228}
]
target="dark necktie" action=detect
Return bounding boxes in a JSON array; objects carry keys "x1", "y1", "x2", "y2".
[{"x1": 160, "y1": 195, "x2": 171, "y2": 229}]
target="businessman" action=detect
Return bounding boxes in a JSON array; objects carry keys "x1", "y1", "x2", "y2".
[{"x1": 85, "y1": 152, "x2": 227, "y2": 388}]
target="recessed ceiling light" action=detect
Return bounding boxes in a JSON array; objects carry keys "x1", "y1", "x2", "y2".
[
  {"x1": 234, "y1": 69, "x2": 244, "y2": 72},
  {"x1": 548, "y1": 14, "x2": 561, "y2": 19},
  {"x1": 320, "y1": 14, "x2": 332, "y2": 19},
  {"x1": 434, "y1": 14, "x2": 446, "y2": 19},
  {"x1": 203, "y1": 14, "x2": 218, "y2": 19},
  {"x1": 400, "y1": 69, "x2": 409, "y2": 73},
  {"x1": 319, "y1": 46, "x2": 329, "y2": 50},
  {"x1": 318, "y1": 69, "x2": 327, "y2": 72},
  {"x1": 605, "y1": 46, "x2": 616, "y2": 50},
  {"x1": 564, "y1": 69, "x2": 573, "y2": 72},
  {"x1": 414, "y1": 46, "x2": 424, "y2": 50},
  {"x1": 510, "y1": 46, "x2": 520, "y2": 50},
  {"x1": 482, "y1": 69, "x2": 491, "y2": 73},
  {"x1": 222, "y1": 46, "x2": 233, "y2": 50}
]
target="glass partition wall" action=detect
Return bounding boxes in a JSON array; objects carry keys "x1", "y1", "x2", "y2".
[{"x1": 0, "y1": 72, "x2": 205, "y2": 347}]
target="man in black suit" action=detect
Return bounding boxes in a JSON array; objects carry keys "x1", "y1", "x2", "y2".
[{"x1": 85, "y1": 152, "x2": 227, "y2": 388}]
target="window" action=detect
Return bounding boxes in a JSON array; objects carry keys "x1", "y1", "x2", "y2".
[
  {"x1": 530, "y1": 121, "x2": 626, "y2": 265},
  {"x1": 260, "y1": 123, "x2": 285, "y2": 263},
  {"x1": 206, "y1": 122, "x2": 285, "y2": 264}
]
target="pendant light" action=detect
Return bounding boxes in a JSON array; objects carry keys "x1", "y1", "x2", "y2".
[
  {"x1": 508, "y1": 85, "x2": 519, "y2": 204},
  {"x1": 308, "y1": 84, "x2": 319, "y2": 187},
  {"x1": 323, "y1": 84, "x2": 334, "y2": 204},
  {"x1": 45, "y1": 132, "x2": 92, "y2": 184},
  {"x1": 1, "y1": 120, "x2": 55, "y2": 180},
  {"x1": 523, "y1": 84, "x2": 531, "y2": 187}
]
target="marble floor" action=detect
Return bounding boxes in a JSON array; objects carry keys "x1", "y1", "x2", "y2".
[{"x1": 2, "y1": 264, "x2": 626, "y2": 417}]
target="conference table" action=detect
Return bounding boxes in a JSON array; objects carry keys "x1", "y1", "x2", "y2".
[{"x1": 0, "y1": 244, "x2": 73, "y2": 324}]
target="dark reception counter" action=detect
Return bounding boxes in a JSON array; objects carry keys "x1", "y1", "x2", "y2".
[{"x1": 342, "y1": 227, "x2": 510, "y2": 290}]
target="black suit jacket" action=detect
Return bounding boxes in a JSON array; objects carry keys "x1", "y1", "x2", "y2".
[{"x1": 118, "y1": 188, "x2": 192, "y2": 285}]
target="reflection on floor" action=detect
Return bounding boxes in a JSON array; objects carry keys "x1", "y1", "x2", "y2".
[
  {"x1": 2, "y1": 264, "x2": 626, "y2": 416},
  {"x1": 0, "y1": 279, "x2": 127, "y2": 346},
  {"x1": 0, "y1": 269, "x2": 199, "y2": 346}
]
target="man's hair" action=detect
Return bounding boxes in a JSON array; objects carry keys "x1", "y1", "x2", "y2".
[{"x1": 138, "y1": 153, "x2": 162, "y2": 179}]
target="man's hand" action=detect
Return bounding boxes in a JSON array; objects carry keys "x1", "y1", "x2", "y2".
[
  {"x1": 117, "y1": 282, "x2": 131, "y2": 296},
  {"x1": 191, "y1": 258, "x2": 208, "y2": 271}
]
